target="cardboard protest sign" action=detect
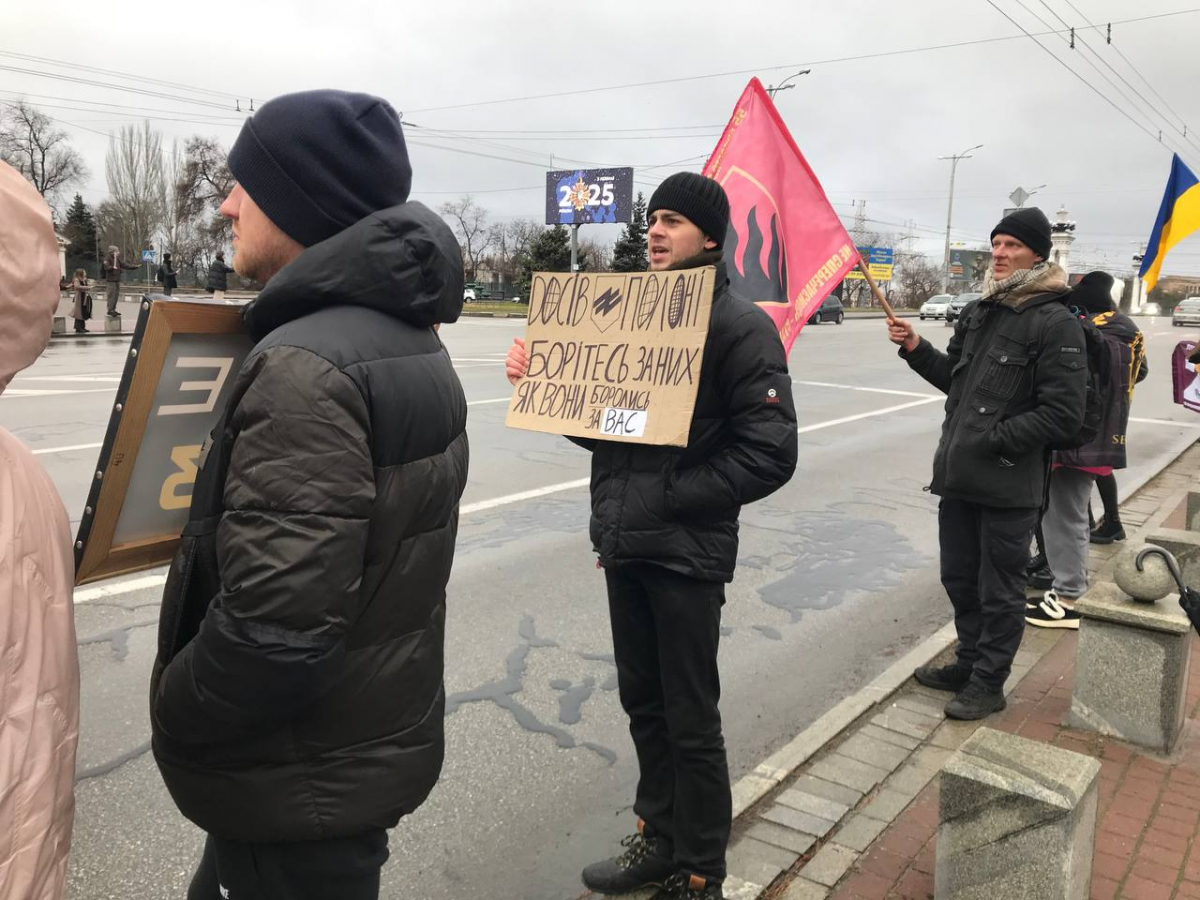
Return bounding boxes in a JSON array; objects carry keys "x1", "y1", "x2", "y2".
[
  {"x1": 74, "y1": 297, "x2": 252, "y2": 585},
  {"x1": 505, "y1": 267, "x2": 715, "y2": 446}
]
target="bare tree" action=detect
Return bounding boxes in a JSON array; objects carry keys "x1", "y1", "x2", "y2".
[
  {"x1": 897, "y1": 254, "x2": 943, "y2": 308},
  {"x1": 0, "y1": 99, "x2": 87, "y2": 210},
  {"x1": 440, "y1": 196, "x2": 494, "y2": 282},
  {"x1": 100, "y1": 121, "x2": 167, "y2": 261},
  {"x1": 579, "y1": 236, "x2": 612, "y2": 272}
]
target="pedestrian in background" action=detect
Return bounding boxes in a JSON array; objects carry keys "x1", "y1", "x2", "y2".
[
  {"x1": 101, "y1": 245, "x2": 138, "y2": 316},
  {"x1": 156, "y1": 251, "x2": 178, "y2": 296},
  {"x1": 0, "y1": 159, "x2": 81, "y2": 900},
  {"x1": 206, "y1": 250, "x2": 235, "y2": 301},
  {"x1": 1027, "y1": 271, "x2": 1148, "y2": 629},
  {"x1": 68, "y1": 267, "x2": 91, "y2": 333}
]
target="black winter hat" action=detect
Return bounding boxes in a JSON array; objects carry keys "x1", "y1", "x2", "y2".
[
  {"x1": 648, "y1": 173, "x2": 730, "y2": 248},
  {"x1": 990, "y1": 207, "x2": 1052, "y2": 261},
  {"x1": 1072, "y1": 271, "x2": 1116, "y2": 314},
  {"x1": 228, "y1": 89, "x2": 412, "y2": 248}
]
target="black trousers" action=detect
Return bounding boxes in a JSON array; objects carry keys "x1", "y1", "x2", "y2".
[
  {"x1": 939, "y1": 499, "x2": 1039, "y2": 689},
  {"x1": 187, "y1": 829, "x2": 388, "y2": 900},
  {"x1": 606, "y1": 563, "x2": 730, "y2": 881}
]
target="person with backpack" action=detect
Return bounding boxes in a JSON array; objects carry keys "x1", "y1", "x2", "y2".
[
  {"x1": 886, "y1": 207, "x2": 1088, "y2": 719},
  {"x1": 1026, "y1": 271, "x2": 1148, "y2": 628},
  {"x1": 156, "y1": 251, "x2": 178, "y2": 296}
]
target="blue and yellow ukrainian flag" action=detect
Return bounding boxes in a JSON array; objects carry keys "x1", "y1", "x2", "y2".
[{"x1": 1141, "y1": 154, "x2": 1200, "y2": 292}]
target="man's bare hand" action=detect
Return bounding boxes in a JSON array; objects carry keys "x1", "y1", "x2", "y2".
[
  {"x1": 505, "y1": 337, "x2": 528, "y2": 385},
  {"x1": 887, "y1": 317, "x2": 920, "y2": 353}
]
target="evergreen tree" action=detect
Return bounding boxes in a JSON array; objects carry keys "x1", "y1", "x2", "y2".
[
  {"x1": 523, "y1": 224, "x2": 588, "y2": 280},
  {"x1": 611, "y1": 192, "x2": 648, "y2": 272},
  {"x1": 61, "y1": 193, "x2": 99, "y2": 276}
]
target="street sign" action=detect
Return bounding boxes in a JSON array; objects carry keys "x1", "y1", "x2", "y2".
[
  {"x1": 1009, "y1": 187, "x2": 1030, "y2": 208},
  {"x1": 844, "y1": 247, "x2": 894, "y2": 281},
  {"x1": 545, "y1": 168, "x2": 634, "y2": 225},
  {"x1": 142, "y1": 249, "x2": 156, "y2": 263},
  {"x1": 74, "y1": 297, "x2": 252, "y2": 585}
]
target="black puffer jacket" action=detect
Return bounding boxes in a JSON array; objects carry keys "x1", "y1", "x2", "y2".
[
  {"x1": 902, "y1": 274, "x2": 1087, "y2": 509},
  {"x1": 206, "y1": 259, "x2": 235, "y2": 292},
  {"x1": 150, "y1": 201, "x2": 469, "y2": 842},
  {"x1": 576, "y1": 253, "x2": 798, "y2": 583}
]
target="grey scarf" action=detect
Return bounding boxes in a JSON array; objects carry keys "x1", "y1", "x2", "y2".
[{"x1": 982, "y1": 261, "x2": 1067, "y2": 307}]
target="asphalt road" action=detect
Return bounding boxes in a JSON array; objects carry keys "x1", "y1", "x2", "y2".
[{"x1": 6, "y1": 313, "x2": 1198, "y2": 900}]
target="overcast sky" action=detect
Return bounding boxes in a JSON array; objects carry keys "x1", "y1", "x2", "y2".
[{"x1": 7, "y1": 0, "x2": 1200, "y2": 275}]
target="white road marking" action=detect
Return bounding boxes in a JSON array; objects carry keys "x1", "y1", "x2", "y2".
[
  {"x1": 797, "y1": 397, "x2": 942, "y2": 433},
  {"x1": 3, "y1": 388, "x2": 117, "y2": 398},
  {"x1": 15, "y1": 375, "x2": 123, "y2": 383},
  {"x1": 1129, "y1": 416, "x2": 1200, "y2": 428},
  {"x1": 467, "y1": 397, "x2": 511, "y2": 407},
  {"x1": 794, "y1": 379, "x2": 940, "y2": 400},
  {"x1": 70, "y1": 387, "x2": 943, "y2": 598},
  {"x1": 74, "y1": 574, "x2": 168, "y2": 605},
  {"x1": 33, "y1": 442, "x2": 104, "y2": 456}
]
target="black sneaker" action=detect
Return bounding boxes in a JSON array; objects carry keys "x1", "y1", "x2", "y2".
[
  {"x1": 1025, "y1": 590, "x2": 1081, "y2": 629},
  {"x1": 945, "y1": 681, "x2": 1006, "y2": 720},
  {"x1": 913, "y1": 662, "x2": 971, "y2": 692},
  {"x1": 1026, "y1": 551, "x2": 1047, "y2": 576},
  {"x1": 1090, "y1": 518, "x2": 1126, "y2": 545},
  {"x1": 658, "y1": 873, "x2": 724, "y2": 899},
  {"x1": 1027, "y1": 563, "x2": 1054, "y2": 591},
  {"x1": 582, "y1": 824, "x2": 675, "y2": 894}
]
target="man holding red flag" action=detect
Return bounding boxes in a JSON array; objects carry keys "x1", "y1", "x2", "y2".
[
  {"x1": 505, "y1": 172, "x2": 797, "y2": 899},
  {"x1": 887, "y1": 208, "x2": 1087, "y2": 720}
]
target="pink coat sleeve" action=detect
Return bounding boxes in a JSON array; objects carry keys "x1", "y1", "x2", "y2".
[{"x1": 0, "y1": 428, "x2": 80, "y2": 900}]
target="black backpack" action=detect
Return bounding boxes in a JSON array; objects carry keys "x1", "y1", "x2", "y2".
[{"x1": 1050, "y1": 309, "x2": 1109, "y2": 451}]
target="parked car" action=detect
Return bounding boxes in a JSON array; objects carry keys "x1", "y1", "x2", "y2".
[
  {"x1": 944, "y1": 292, "x2": 982, "y2": 324},
  {"x1": 919, "y1": 294, "x2": 952, "y2": 320},
  {"x1": 1173, "y1": 297, "x2": 1200, "y2": 327},
  {"x1": 808, "y1": 295, "x2": 844, "y2": 325},
  {"x1": 463, "y1": 287, "x2": 477, "y2": 302}
]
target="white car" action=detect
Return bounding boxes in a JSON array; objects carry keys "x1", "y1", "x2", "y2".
[
  {"x1": 1173, "y1": 297, "x2": 1200, "y2": 327},
  {"x1": 920, "y1": 294, "x2": 953, "y2": 320},
  {"x1": 463, "y1": 288, "x2": 477, "y2": 302}
]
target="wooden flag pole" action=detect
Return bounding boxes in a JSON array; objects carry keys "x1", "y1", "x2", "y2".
[{"x1": 856, "y1": 258, "x2": 898, "y2": 320}]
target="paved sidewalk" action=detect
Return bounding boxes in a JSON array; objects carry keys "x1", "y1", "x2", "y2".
[{"x1": 709, "y1": 444, "x2": 1200, "y2": 900}]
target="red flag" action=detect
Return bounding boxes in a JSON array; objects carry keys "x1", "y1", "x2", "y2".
[{"x1": 703, "y1": 78, "x2": 859, "y2": 354}]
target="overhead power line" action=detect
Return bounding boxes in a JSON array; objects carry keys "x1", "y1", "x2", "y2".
[
  {"x1": 982, "y1": 0, "x2": 1200, "y2": 168},
  {"x1": 1054, "y1": 0, "x2": 1200, "y2": 153},
  {"x1": 405, "y1": 9, "x2": 1200, "y2": 115}
]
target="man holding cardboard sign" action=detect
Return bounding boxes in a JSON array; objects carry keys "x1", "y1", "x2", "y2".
[{"x1": 506, "y1": 172, "x2": 797, "y2": 900}]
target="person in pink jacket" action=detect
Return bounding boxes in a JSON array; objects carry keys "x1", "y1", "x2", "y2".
[{"x1": 0, "y1": 160, "x2": 81, "y2": 900}]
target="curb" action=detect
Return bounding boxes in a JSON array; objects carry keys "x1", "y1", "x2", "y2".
[{"x1": 717, "y1": 432, "x2": 1200, "y2": 898}]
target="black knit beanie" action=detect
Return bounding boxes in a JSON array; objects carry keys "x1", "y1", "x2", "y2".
[
  {"x1": 228, "y1": 89, "x2": 412, "y2": 248},
  {"x1": 648, "y1": 173, "x2": 730, "y2": 248},
  {"x1": 1072, "y1": 271, "x2": 1116, "y2": 314},
  {"x1": 990, "y1": 207, "x2": 1052, "y2": 261}
]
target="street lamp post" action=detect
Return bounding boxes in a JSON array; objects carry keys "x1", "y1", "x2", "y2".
[
  {"x1": 939, "y1": 144, "x2": 983, "y2": 293},
  {"x1": 765, "y1": 69, "x2": 811, "y2": 98}
]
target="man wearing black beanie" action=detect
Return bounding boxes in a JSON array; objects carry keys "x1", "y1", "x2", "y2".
[
  {"x1": 504, "y1": 172, "x2": 797, "y2": 899},
  {"x1": 885, "y1": 207, "x2": 1087, "y2": 720},
  {"x1": 150, "y1": 90, "x2": 468, "y2": 900}
]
